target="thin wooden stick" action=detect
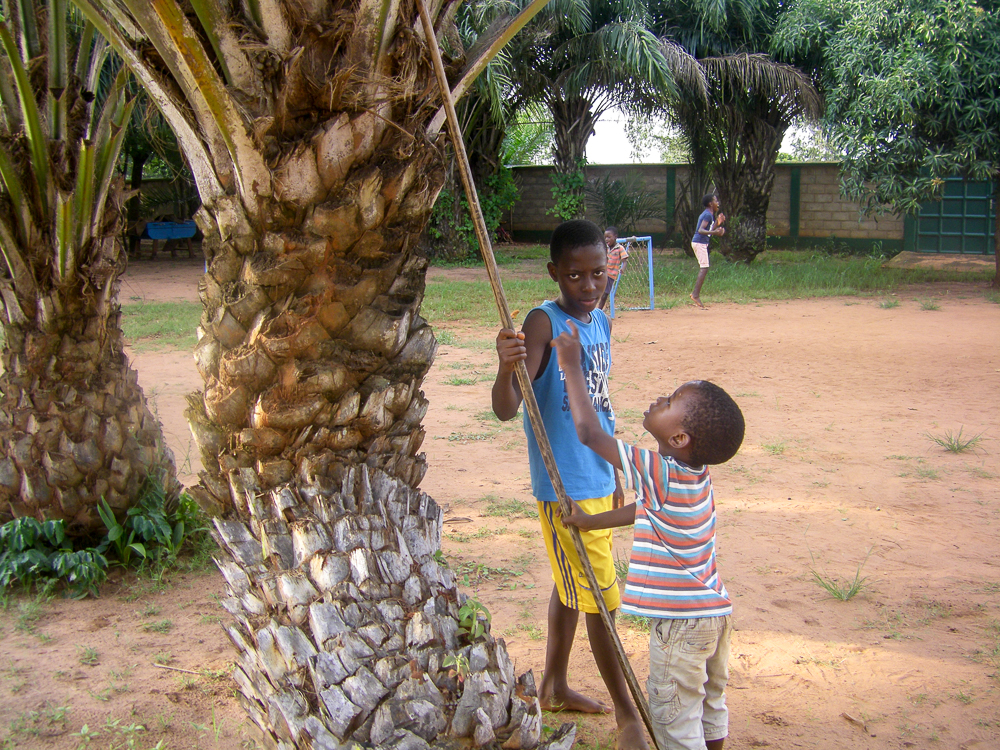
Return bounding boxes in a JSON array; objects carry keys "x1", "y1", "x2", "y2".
[{"x1": 415, "y1": 4, "x2": 661, "y2": 749}]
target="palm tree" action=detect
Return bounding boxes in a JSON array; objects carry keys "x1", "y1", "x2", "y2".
[
  {"x1": 509, "y1": 0, "x2": 698, "y2": 218},
  {"x1": 72, "y1": 0, "x2": 573, "y2": 746},
  {"x1": 0, "y1": 3, "x2": 180, "y2": 535},
  {"x1": 651, "y1": 0, "x2": 821, "y2": 261}
]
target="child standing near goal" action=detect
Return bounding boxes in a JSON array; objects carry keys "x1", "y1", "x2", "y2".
[{"x1": 600, "y1": 226, "x2": 629, "y2": 311}]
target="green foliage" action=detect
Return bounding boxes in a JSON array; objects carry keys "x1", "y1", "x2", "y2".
[
  {"x1": 585, "y1": 173, "x2": 666, "y2": 235},
  {"x1": 456, "y1": 597, "x2": 491, "y2": 642},
  {"x1": 99, "y1": 478, "x2": 207, "y2": 567},
  {"x1": 502, "y1": 105, "x2": 554, "y2": 165},
  {"x1": 777, "y1": 0, "x2": 1000, "y2": 218},
  {"x1": 0, "y1": 476, "x2": 209, "y2": 597},
  {"x1": 427, "y1": 167, "x2": 519, "y2": 260},
  {"x1": 0, "y1": 518, "x2": 107, "y2": 598},
  {"x1": 548, "y1": 166, "x2": 587, "y2": 221}
]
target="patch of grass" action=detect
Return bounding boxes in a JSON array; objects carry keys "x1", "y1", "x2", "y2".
[
  {"x1": 919, "y1": 298, "x2": 940, "y2": 311},
  {"x1": 810, "y1": 547, "x2": 872, "y2": 601},
  {"x1": 436, "y1": 330, "x2": 458, "y2": 346},
  {"x1": 614, "y1": 554, "x2": 629, "y2": 583},
  {"x1": 447, "y1": 526, "x2": 508, "y2": 543},
  {"x1": 444, "y1": 374, "x2": 480, "y2": 386},
  {"x1": 153, "y1": 651, "x2": 173, "y2": 665},
  {"x1": 444, "y1": 430, "x2": 496, "y2": 442},
  {"x1": 7, "y1": 702, "x2": 69, "y2": 739},
  {"x1": 77, "y1": 645, "x2": 100, "y2": 665},
  {"x1": 142, "y1": 619, "x2": 174, "y2": 634},
  {"x1": 762, "y1": 440, "x2": 787, "y2": 456},
  {"x1": 619, "y1": 613, "x2": 650, "y2": 632},
  {"x1": 121, "y1": 300, "x2": 202, "y2": 350},
  {"x1": 482, "y1": 496, "x2": 533, "y2": 518},
  {"x1": 879, "y1": 298, "x2": 900, "y2": 309},
  {"x1": 914, "y1": 466, "x2": 940, "y2": 481},
  {"x1": 926, "y1": 427, "x2": 984, "y2": 454},
  {"x1": 474, "y1": 409, "x2": 502, "y2": 423}
]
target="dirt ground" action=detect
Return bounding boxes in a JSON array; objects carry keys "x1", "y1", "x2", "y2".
[{"x1": 1, "y1": 254, "x2": 999, "y2": 750}]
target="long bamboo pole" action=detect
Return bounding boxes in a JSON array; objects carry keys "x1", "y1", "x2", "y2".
[{"x1": 414, "y1": 4, "x2": 661, "y2": 749}]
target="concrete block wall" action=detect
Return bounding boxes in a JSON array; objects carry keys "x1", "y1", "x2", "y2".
[
  {"x1": 507, "y1": 162, "x2": 904, "y2": 247},
  {"x1": 795, "y1": 164, "x2": 902, "y2": 240}
]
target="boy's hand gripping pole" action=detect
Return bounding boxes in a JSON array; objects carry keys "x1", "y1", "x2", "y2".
[{"x1": 416, "y1": 4, "x2": 661, "y2": 749}]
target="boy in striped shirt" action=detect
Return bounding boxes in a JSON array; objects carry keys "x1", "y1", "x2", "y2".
[{"x1": 552, "y1": 323, "x2": 745, "y2": 750}]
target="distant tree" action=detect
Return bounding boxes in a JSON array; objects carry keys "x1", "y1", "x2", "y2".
[
  {"x1": 774, "y1": 0, "x2": 1000, "y2": 286},
  {"x1": 651, "y1": 0, "x2": 822, "y2": 261},
  {"x1": 508, "y1": 0, "x2": 697, "y2": 218},
  {"x1": 624, "y1": 116, "x2": 691, "y2": 163},
  {"x1": 777, "y1": 121, "x2": 840, "y2": 162}
]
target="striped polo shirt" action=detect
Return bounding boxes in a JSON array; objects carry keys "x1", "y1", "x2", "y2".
[
  {"x1": 606, "y1": 243, "x2": 628, "y2": 279},
  {"x1": 616, "y1": 440, "x2": 732, "y2": 619}
]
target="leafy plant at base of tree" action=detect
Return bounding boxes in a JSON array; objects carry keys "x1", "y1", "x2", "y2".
[
  {"x1": 548, "y1": 165, "x2": 588, "y2": 221},
  {"x1": 98, "y1": 474, "x2": 209, "y2": 567},
  {"x1": 456, "y1": 597, "x2": 491, "y2": 642},
  {"x1": 0, "y1": 518, "x2": 107, "y2": 598},
  {"x1": 586, "y1": 173, "x2": 666, "y2": 235}
]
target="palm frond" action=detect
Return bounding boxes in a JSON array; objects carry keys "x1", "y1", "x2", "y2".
[
  {"x1": 0, "y1": 215, "x2": 35, "y2": 298},
  {"x1": 72, "y1": 0, "x2": 226, "y2": 205},
  {"x1": 48, "y1": 0, "x2": 69, "y2": 141},
  {"x1": 0, "y1": 142, "x2": 34, "y2": 244},
  {"x1": 118, "y1": 0, "x2": 270, "y2": 208},
  {"x1": 0, "y1": 20, "x2": 50, "y2": 217}
]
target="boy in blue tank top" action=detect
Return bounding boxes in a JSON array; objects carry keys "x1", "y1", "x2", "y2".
[{"x1": 492, "y1": 220, "x2": 647, "y2": 750}]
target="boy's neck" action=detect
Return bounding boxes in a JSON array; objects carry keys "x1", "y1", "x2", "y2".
[{"x1": 554, "y1": 298, "x2": 592, "y2": 324}]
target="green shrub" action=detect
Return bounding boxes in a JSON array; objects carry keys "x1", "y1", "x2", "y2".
[
  {"x1": 1, "y1": 475, "x2": 211, "y2": 597},
  {"x1": 0, "y1": 518, "x2": 107, "y2": 598},
  {"x1": 427, "y1": 167, "x2": 519, "y2": 260}
]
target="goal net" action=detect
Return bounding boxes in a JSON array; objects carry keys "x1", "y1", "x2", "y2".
[{"x1": 609, "y1": 236, "x2": 654, "y2": 318}]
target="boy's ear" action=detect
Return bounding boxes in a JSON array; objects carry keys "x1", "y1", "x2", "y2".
[
  {"x1": 547, "y1": 261, "x2": 558, "y2": 281},
  {"x1": 668, "y1": 431, "x2": 691, "y2": 450}
]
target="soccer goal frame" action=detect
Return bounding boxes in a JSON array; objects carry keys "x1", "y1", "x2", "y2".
[{"x1": 608, "y1": 236, "x2": 654, "y2": 319}]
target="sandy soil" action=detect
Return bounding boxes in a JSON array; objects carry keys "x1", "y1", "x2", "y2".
[{"x1": 1, "y1": 254, "x2": 998, "y2": 750}]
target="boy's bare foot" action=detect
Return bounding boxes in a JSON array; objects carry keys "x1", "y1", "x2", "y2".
[
  {"x1": 689, "y1": 293, "x2": 706, "y2": 309},
  {"x1": 539, "y1": 687, "x2": 611, "y2": 714},
  {"x1": 616, "y1": 715, "x2": 649, "y2": 750}
]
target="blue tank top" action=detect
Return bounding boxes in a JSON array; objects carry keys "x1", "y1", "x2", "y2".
[{"x1": 524, "y1": 300, "x2": 616, "y2": 503}]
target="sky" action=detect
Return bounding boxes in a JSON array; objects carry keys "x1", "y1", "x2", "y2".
[{"x1": 585, "y1": 110, "x2": 643, "y2": 164}]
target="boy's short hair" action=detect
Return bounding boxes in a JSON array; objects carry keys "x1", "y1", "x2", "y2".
[
  {"x1": 683, "y1": 381, "x2": 745, "y2": 466},
  {"x1": 702, "y1": 194, "x2": 717, "y2": 208},
  {"x1": 551, "y1": 220, "x2": 604, "y2": 263},
  {"x1": 605, "y1": 226, "x2": 619, "y2": 237}
]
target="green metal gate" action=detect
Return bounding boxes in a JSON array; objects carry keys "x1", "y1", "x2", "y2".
[{"x1": 906, "y1": 178, "x2": 996, "y2": 254}]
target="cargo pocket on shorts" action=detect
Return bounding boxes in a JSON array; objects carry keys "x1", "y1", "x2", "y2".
[{"x1": 648, "y1": 680, "x2": 681, "y2": 726}]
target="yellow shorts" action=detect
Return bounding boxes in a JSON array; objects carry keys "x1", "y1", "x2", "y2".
[{"x1": 538, "y1": 496, "x2": 621, "y2": 613}]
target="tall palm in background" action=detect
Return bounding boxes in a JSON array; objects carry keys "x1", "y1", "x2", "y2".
[
  {"x1": 72, "y1": 0, "x2": 568, "y2": 746},
  {"x1": 0, "y1": 2, "x2": 179, "y2": 534},
  {"x1": 651, "y1": 0, "x2": 821, "y2": 260},
  {"x1": 509, "y1": 0, "x2": 697, "y2": 218}
]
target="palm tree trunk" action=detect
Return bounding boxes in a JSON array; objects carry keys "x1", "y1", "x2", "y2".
[
  {"x1": 0, "y1": 286, "x2": 180, "y2": 535},
  {"x1": 184, "y1": 114, "x2": 567, "y2": 749}
]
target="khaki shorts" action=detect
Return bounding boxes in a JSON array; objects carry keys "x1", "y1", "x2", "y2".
[
  {"x1": 691, "y1": 242, "x2": 710, "y2": 269},
  {"x1": 538, "y1": 497, "x2": 621, "y2": 613},
  {"x1": 648, "y1": 615, "x2": 732, "y2": 749}
]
